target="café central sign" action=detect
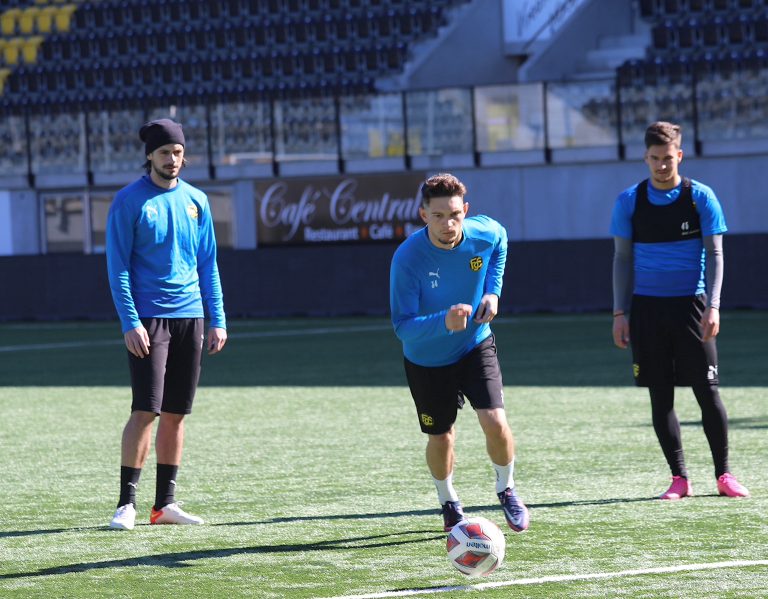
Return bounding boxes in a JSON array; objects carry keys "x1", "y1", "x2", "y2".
[{"x1": 255, "y1": 173, "x2": 427, "y2": 245}]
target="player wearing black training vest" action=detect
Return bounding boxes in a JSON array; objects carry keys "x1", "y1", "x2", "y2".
[{"x1": 610, "y1": 121, "x2": 749, "y2": 500}]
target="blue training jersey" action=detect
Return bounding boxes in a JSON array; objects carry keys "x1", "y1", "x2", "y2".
[
  {"x1": 106, "y1": 175, "x2": 226, "y2": 333},
  {"x1": 609, "y1": 178, "x2": 727, "y2": 297},
  {"x1": 390, "y1": 215, "x2": 507, "y2": 367}
]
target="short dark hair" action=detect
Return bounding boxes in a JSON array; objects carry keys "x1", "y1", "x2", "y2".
[
  {"x1": 419, "y1": 173, "x2": 467, "y2": 207},
  {"x1": 644, "y1": 121, "x2": 682, "y2": 149}
]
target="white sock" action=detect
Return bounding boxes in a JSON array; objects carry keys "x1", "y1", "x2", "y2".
[
  {"x1": 493, "y1": 458, "x2": 515, "y2": 494},
  {"x1": 432, "y1": 472, "x2": 459, "y2": 505}
]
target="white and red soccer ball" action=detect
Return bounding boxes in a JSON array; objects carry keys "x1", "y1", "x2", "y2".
[{"x1": 446, "y1": 516, "x2": 506, "y2": 577}]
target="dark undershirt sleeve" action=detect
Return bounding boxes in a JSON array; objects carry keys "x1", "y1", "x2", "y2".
[
  {"x1": 612, "y1": 236, "x2": 634, "y2": 314},
  {"x1": 703, "y1": 235, "x2": 724, "y2": 309}
]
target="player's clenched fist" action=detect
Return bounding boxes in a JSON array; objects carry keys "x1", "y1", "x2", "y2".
[{"x1": 446, "y1": 304, "x2": 474, "y2": 331}]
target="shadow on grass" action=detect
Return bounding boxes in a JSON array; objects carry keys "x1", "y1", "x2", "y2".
[
  {"x1": 0, "y1": 530, "x2": 443, "y2": 579},
  {"x1": 0, "y1": 492, "x2": 728, "y2": 546},
  {"x1": 677, "y1": 417, "x2": 768, "y2": 430}
]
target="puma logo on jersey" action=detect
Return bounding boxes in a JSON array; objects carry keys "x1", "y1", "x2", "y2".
[{"x1": 429, "y1": 268, "x2": 440, "y2": 288}]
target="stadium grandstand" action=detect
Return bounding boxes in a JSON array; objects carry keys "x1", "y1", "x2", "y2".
[{"x1": 0, "y1": 0, "x2": 766, "y2": 320}]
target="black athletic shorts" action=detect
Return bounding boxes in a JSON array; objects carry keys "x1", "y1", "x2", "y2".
[
  {"x1": 629, "y1": 294, "x2": 719, "y2": 387},
  {"x1": 128, "y1": 318, "x2": 204, "y2": 415},
  {"x1": 403, "y1": 334, "x2": 505, "y2": 435}
]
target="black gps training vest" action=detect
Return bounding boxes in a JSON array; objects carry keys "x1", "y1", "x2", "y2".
[{"x1": 631, "y1": 177, "x2": 701, "y2": 243}]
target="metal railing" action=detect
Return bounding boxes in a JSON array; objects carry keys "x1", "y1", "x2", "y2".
[{"x1": 2, "y1": 68, "x2": 768, "y2": 188}]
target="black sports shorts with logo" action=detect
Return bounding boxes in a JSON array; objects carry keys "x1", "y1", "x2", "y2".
[
  {"x1": 403, "y1": 334, "x2": 505, "y2": 435},
  {"x1": 629, "y1": 294, "x2": 719, "y2": 387},
  {"x1": 128, "y1": 318, "x2": 204, "y2": 415}
]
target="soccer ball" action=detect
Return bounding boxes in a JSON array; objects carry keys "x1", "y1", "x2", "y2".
[{"x1": 446, "y1": 516, "x2": 506, "y2": 577}]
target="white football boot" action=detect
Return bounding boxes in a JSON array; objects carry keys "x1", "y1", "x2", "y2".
[
  {"x1": 150, "y1": 502, "x2": 204, "y2": 525},
  {"x1": 109, "y1": 504, "x2": 137, "y2": 530}
]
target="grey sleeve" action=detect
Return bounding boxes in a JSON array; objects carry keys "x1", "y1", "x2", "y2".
[
  {"x1": 703, "y1": 235, "x2": 724, "y2": 309},
  {"x1": 612, "y1": 236, "x2": 634, "y2": 313}
]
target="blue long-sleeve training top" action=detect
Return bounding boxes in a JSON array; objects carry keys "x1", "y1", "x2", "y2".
[
  {"x1": 390, "y1": 215, "x2": 507, "y2": 367},
  {"x1": 106, "y1": 175, "x2": 226, "y2": 333}
]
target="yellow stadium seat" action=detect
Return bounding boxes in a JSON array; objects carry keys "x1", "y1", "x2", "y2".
[
  {"x1": 55, "y1": 4, "x2": 77, "y2": 32},
  {"x1": 19, "y1": 6, "x2": 40, "y2": 35},
  {"x1": 1, "y1": 8, "x2": 21, "y2": 36},
  {"x1": 37, "y1": 6, "x2": 57, "y2": 33},
  {"x1": 21, "y1": 36, "x2": 44, "y2": 64},
  {"x1": 0, "y1": 68, "x2": 10, "y2": 95},
  {"x1": 2, "y1": 38, "x2": 22, "y2": 66}
]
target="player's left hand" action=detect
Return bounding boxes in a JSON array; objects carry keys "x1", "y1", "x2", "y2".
[
  {"x1": 701, "y1": 306, "x2": 720, "y2": 341},
  {"x1": 474, "y1": 294, "x2": 499, "y2": 323},
  {"x1": 207, "y1": 327, "x2": 227, "y2": 355}
]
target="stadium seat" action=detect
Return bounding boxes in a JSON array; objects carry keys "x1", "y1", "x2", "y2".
[
  {"x1": 18, "y1": 6, "x2": 40, "y2": 34},
  {"x1": 701, "y1": 18, "x2": 724, "y2": 48},
  {"x1": 0, "y1": 67, "x2": 10, "y2": 94},
  {"x1": 661, "y1": 0, "x2": 682, "y2": 15},
  {"x1": 21, "y1": 36, "x2": 43, "y2": 64},
  {"x1": 1, "y1": 7, "x2": 20, "y2": 35},
  {"x1": 652, "y1": 21, "x2": 676, "y2": 51},
  {"x1": 36, "y1": 5, "x2": 57, "y2": 33},
  {"x1": 725, "y1": 15, "x2": 752, "y2": 47},
  {"x1": 2, "y1": 37, "x2": 22, "y2": 66},
  {"x1": 638, "y1": 0, "x2": 658, "y2": 18},
  {"x1": 677, "y1": 19, "x2": 699, "y2": 52},
  {"x1": 687, "y1": 0, "x2": 708, "y2": 15},
  {"x1": 54, "y1": 4, "x2": 77, "y2": 32},
  {"x1": 755, "y1": 18, "x2": 768, "y2": 45}
]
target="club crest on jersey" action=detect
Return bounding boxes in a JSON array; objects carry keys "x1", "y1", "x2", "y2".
[
  {"x1": 144, "y1": 203, "x2": 158, "y2": 220},
  {"x1": 187, "y1": 203, "x2": 199, "y2": 220},
  {"x1": 633, "y1": 363, "x2": 640, "y2": 378},
  {"x1": 470, "y1": 256, "x2": 483, "y2": 272},
  {"x1": 420, "y1": 413, "x2": 434, "y2": 427}
]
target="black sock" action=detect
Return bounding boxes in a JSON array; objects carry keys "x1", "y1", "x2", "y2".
[
  {"x1": 154, "y1": 464, "x2": 179, "y2": 510},
  {"x1": 118, "y1": 466, "x2": 142, "y2": 508}
]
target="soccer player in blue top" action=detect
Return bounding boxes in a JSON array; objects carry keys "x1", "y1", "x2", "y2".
[
  {"x1": 611, "y1": 121, "x2": 749, "y2": 501},
  {"x1": 390, "y1": 173, "x2": 529, "y2": 532},
  {"x1": 106, "y1": 119, "x2": 227, "y2": 530}
]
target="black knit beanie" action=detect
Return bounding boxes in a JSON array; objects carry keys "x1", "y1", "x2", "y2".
[{"x1": 139, "y1": 119, "x2": 185, "y2": 155}]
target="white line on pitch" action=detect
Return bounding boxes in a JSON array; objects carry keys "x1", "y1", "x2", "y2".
[{"x1": 324, "y1": 560, "x2": 768, "y2": 599}]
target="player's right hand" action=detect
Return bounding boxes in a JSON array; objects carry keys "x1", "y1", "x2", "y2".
[
  {"x1": 124, "y1": 326, "x2": 150, "y2": 358},
  {"x1": 612, "y1": 315, "x2": 630, "y2": 349},
  {"x1": 446, "y1": 304, "x2": 473, "y2": 332}
]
